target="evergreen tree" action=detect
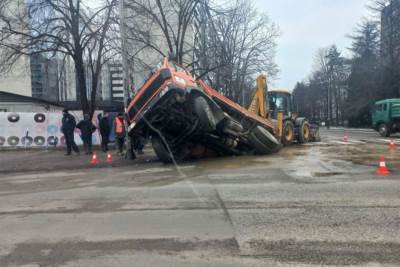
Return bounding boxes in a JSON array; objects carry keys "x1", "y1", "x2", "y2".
[{"x1": 347, "y1": 21, "x2": 381, "y2": 126}]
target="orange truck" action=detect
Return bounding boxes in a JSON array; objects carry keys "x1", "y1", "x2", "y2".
[{"x1": 126, "y1": 58, "x2": 303, "y2": 163}]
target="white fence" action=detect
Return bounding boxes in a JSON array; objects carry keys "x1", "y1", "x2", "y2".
[{"x1": 0, "y1": 112, "x2": 101, "y2": 148}]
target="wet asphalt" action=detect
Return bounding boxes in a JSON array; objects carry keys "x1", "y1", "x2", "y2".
[{"x1": 0, "y1": 129, "x2": 399, "y2": 266}]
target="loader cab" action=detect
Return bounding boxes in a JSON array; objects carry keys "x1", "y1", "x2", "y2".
[{"x1": 268, "y1": 89, "x2": 293, "y2": 120}]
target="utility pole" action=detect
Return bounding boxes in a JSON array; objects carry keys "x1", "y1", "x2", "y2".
[
  {"x1": 120, "y1": 0, "x2": 129, "y2": 109},
  {"x1": 119, "y1": 0, "x2": 135, "y2": 159},
  {"x1": 325, "y1": 55, "x2": 332, "y2": 129}
]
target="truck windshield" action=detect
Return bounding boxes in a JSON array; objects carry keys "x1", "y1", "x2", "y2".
[{"x1": 134, "y1": 62, "x2": 163, "y2": 92}]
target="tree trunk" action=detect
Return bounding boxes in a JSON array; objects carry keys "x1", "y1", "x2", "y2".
[
  {"x1": 74, "y1": 53, "x2": 90, "y2": 116},
  {"x1": 90, "y1": 81, "x2": 97, "y2": 119}
]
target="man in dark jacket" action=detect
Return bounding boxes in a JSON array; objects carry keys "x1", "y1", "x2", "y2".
[
  {"x1": 97, "y1": 113, "x2": 110, "y2": 152},
  {"x1": 77, "y1": 114, "x2": 96, "y2": 154},
  {"x1": 61, "y1": 109, "x2": 79, "y2": 156}
]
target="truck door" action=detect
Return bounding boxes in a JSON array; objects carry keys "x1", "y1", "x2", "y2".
[{"x1": 372, "y1": 103, "x2": 385, "y2": 128}]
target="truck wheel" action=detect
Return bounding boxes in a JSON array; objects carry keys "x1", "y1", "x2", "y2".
[
  {"x1": 194, "y1": 96, "x2": 216, "y2": 132},
  {"x1": 282, "y1": 120, "x2": 295, "y2": 146},
  {"x1": 378, "y1": 123, "x2": 390, "y2": 137},
  {"x1": 249, "y1": 126, "x2": 281, "y2": 154},
  {"x1": 222, "y1": 118, "x2": 244, "y2": 136},
  {"x1": 298, "y1": 120, "x2": 311, "y2": 143},
  {"x1": 152, "y1": 135, "x2": 189, "y2": 163}
]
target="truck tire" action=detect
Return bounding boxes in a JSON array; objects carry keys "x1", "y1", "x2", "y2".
[
  {"x1": 378, "y1": 123, "x2": 390, "y2": 137},
  {"x1": 249, "y1": 126, "x2": 281, "y2": 154},
  {"x1": 222, "y1": 118, "x2": 244, "y2": 136},
  {"x1": 152, "y1": 135, "x2": 189, "y2": 163},
  {"x1": 282, "y1": 120, "x2": 295, "y2": 146},
  {"x1": 298, "y1": 120, "x2": 311, "y2": 143},
  {"x1": 194, "y1": 96, "x2": 216, "y2": 132}
]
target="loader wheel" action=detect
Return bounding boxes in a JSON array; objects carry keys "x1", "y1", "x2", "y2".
[
  {"x1": 249, "y1": 126, "x2": 281, "y2": 154},
  {"x1": 282, "y1": 120, "x2": 295, "y2": 146},
  {"x1": 194, "y1": 96, "x2": 216, "y2": 132},
  {"x1": 151, "y1": 135, "x2": 189, "y2": 164},
  {"x1": 378, "y1": 123, "x2": 390, "y2": 137},
  {"x1": 298, "y1": 121, "x2": 311, "y2": 143}
]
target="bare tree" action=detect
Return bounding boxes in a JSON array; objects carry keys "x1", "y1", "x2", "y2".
[
  {"x1": 0, "y1": 0, "x2": 118, "y2": 117},
  {"x1": 313, "y1": 46, "x2": 350, "y2": 126},
  {"x1": 121, "y1": 0, "x2": 279, "y2": 105},
  {"x1": 195, "y1": 0, "x2": 280, "y2": 105},
  {"x1": 121, "y1": 0, "x2": 201, "y2": 80},
  {"x1": 293, "y1": 46, "x2": 349, "y2": 127}
]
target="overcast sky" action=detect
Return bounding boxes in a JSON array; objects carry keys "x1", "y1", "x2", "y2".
[{"x1": 253, "y1": 0, "x2": 371, "y2": 90}]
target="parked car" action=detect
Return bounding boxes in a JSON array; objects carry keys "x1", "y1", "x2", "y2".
[{"x1": 372, "y1": 99, "x2": 400, "y2": 137}]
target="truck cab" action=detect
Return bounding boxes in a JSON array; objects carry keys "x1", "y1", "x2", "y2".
[{"x1": 372, "y1": 99, "x2": 400, "y2": 137}]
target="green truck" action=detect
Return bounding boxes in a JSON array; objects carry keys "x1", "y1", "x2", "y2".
[{"x1": 372, "y1": 99, "x2": 400, "y2": 137}]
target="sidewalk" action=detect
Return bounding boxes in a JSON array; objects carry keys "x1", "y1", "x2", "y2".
[
  {"x1": 323, "y1": 127, "x2": 374, "y2": 133},
  {"x1": 0, "y1": 148, "x2": 156, "y2": 174}
]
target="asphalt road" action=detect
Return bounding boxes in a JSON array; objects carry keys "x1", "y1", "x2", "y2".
[
  {"x1": 321, "y1": 127, "x2": 400, "y2": 143},
  {"x1": 0, "y1": 129, "x2": 399, "y2": 266}
]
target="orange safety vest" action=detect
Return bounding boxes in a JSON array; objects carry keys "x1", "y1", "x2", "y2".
[{"x1": 115, "y1": 117, "x2": 124, "y2": 134}]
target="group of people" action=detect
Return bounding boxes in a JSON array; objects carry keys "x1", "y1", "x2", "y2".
[{"x1": 61, "y1": 109, "x2": 128, "y2": 156}]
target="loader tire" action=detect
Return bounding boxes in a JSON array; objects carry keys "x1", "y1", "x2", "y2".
[
  {"x1": 194, "y1": 96, "x2": 217, "y2": 132},
  {"x1": 152, "y1": 135, "x2": 189, "y2": 164},
  {"x1": 249, "y1": 126, "x2": 281, "y2": 154},
  {"x1": 282, "y1": 120, "x2": 295, "y2": 146},
  {"x1": 298, "y1": 120, "x2": 311, "y2": 143}
]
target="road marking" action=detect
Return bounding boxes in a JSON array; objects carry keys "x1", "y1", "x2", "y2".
[
  {"x1": 303, "y1": 142, "x2": 330, "y2": 146},
  {"x1": 331, "y1": 141, "x2": 350, "y2": 145},
  {"x1": 346, "y1": 140, "x2": 366, "y2": 144},
  {"x1": 5, "y1": 171, "x2": 86, "y2": 181},
  {"x1": 122, "y1": 165, "x2": 195, "y2": 175},
  {"x1": 329, "y1": 140, "x2": 366, "y2": 145},
  {"x1": 325, "y1": 128, "x2": 375, "y2": 133}
]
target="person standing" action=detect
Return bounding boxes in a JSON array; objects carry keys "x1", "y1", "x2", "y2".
[
  {"x1": 77, "y1": 114, "x2": 96, "y2": 154},
  {"x1": 133, "y1": 134, "x2": 145, "y2": 154},
  {"x1": 61, "y1": 109, "x2": 79, "y2": 156},
  {"x1": 114, "y1": 112, "x2": 126, "y2": 155},
  {"x1": 98, "y1": 112, "x2": 110, "y2": 152}
]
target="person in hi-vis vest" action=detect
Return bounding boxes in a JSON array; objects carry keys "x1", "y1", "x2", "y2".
[{"x1": 114, "y1": 112, "x2": 126, "y2": 154}]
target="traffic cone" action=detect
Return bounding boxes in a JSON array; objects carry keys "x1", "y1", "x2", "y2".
[
  {"x1": 389, "y1": 139, "x2": 396, "y2": 150},
  {"x1": 343, "y1": 132, "x2": 348, "y2": 143},
  {"x1": 376, "y1": 156, "x2": 390, "y2": 176},
  {"x1": 106, "y1": 152, "x2": 113, "y2": 163},
  {"x1": 90, "y1": 152, "x2": 98, "y2": 164}
]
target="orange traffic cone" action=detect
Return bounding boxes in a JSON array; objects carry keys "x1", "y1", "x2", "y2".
[
  {"x1": 343, "y1": 132, "x2": 348, "y2": 143},
  {"x1": 90, "y1": 152, "x2": 98, "y2": 164},
  {"x1": 389, "y1": 139, "x2": 396, "y2": 150},
  {"x1": 376, "y1": 156, "x2": 390, "y2": 176},
  {"x1": 106, "y1": 152, "x2": 113, "y2": 163}
]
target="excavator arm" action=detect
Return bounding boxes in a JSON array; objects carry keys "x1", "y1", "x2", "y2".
[
  {"x1": 248, "y1": 75, "x2": 268, "y2": 118},
  {"x1": 248, "y1": 75, "x2": 283, "y2": 139}
]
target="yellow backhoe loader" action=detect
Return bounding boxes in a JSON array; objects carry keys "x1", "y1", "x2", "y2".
[{"x1": 248, "y1": 75, "x2": 320, "y2": 145}]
